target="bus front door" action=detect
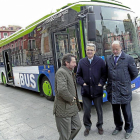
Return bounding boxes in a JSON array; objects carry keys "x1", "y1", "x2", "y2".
[
  {"x1": 54, "y1": 33, "x2": 70, "y2": 69},
  {"x1": 3, "y1": 49, "x2": 13, "y2": 84}
]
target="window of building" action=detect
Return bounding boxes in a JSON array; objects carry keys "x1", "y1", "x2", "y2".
[
  {"x1": 15, "y1": 42, "x2": 17, "y2": 48},
  {"x1": 3, "y1": 32, "x2": 8, "y2": 38},
  {"x1": 18, "y1": 40, "x2": 20, "y2": 47},
  {"x1": 28, "y1": 40, "x2": 36, "y2": 50}
]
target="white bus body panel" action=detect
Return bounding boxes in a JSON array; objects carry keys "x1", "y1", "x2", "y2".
[{"x1": 12, "y1": 66, "x2": 39, "y2": 87}]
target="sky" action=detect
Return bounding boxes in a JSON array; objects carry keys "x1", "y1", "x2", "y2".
[{"x1": 0, "y1": 0, "x2": 140, "y2": 28}]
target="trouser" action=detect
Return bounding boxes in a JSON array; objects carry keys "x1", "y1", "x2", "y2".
[
  {"x1": 55, "y1": 113, "x2": 82, "y2": 140},
  {"x1": 112, "y1": 103, "x2": 133, "y2": 133},
  {"x1": 82, "y1": 96, "x2": 103, "y2": 130}
]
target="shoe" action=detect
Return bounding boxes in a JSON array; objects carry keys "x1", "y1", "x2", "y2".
[
  {"x1": 98, "y1": 128, "x2": 104, "y2": 135},
  {"x1": 112, "y1": 129, "x2": 122, "y2": 135},
  {"x1": 84, "y1": 129, "x2": 90, "y2": 136},
  {"x1": 125, "y1": 132, "x2": 132, "y2": 139}
]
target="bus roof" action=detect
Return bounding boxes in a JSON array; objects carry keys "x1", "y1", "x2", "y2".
[{"x1": 0, "y1": 0, "x2": 130, "y2": 47}]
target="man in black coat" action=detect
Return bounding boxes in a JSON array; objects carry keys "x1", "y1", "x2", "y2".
[
  {"x1": 76, "y1": 43, "x2": 106, "y2": 136},
  {"x1": 106, "y1": 41, "x2": 138, "y2": 139}
]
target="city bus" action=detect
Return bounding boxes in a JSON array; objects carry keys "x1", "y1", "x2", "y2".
[{"x1": 0, "y1": 0, "x2": 140, "y2": 102}]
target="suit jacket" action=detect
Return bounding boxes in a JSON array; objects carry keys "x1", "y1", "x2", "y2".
[
  {"x1": 106, "y1": 51, "x2": 138, "y2": 104},
  {"x1": 53, "y1": 66, "x2": 81, "y2": 117},
  {"x1": 76, "y1": 55, "x2": 106, "y2": 98}
]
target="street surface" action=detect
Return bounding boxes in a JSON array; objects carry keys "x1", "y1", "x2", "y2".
[{"x1": 0, "y1": 84, "x2": 140, "y2": 140}]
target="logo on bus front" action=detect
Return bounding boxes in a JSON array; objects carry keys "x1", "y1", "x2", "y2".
[{"x1": 19, "y1": 73, "x2": 38, "y2": 91}]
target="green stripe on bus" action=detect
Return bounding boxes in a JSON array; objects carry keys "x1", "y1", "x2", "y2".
[
  {"x1": 3, "y1": 74, "x2": 6, "y2": 85},
  {"x1": 79, "y1": 20, "x2": 85, "y2": 58},
  {"x1": 37, "y1": 75, "x2": 40, "y2": 92},
  {"x1": 71, "y1": 4, "x2": 84, "y2": 12}
]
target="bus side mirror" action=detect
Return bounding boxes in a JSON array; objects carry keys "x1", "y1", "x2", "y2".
[{"x1": 86, "y1": 13, "x2": 96, "y2": 41}]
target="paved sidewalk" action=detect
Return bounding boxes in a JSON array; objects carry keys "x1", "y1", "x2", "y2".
[{"x1": 0, "y1": 84, "x2": 140, "y2": 140}]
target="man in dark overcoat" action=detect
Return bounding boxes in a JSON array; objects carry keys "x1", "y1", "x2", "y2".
[
  {"x1": 53, "y1": 53, "x2": 82, "y2": 140},
  {"x1": 76, "y1": 43, "x2": 106, "y2": 136},
  {"x1": 106, "y1": 41, "x2": 138, "y2": 139}
]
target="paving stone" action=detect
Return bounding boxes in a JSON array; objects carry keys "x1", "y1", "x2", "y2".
[
  {"x1": 21, "y1": 124, "x2": 56, "y2": 140},
  {"x1": 0, "y1": 112, "x2": 16, "y2": 122},
  {"x1": 0, "y1": 135, "x2": 5, "y2": 140},
  {"x1": 6, "y1": 117, "x2": 25, "y2": 126},
  {"x1": 0, "y1": 121, "x2": 11, "y2": 131},
  {"x1": 5, "y1": 135, "x2": 25, "y2": 140},
  {"x1": 24, "y1": 116, "x2": 48, "y2": 128},
  {"x1": 0, "y1": 106, "x2": 20, "y2": 115},
  {"x1": 1, "y1": 123, "x2": 32, "y2": 139}
]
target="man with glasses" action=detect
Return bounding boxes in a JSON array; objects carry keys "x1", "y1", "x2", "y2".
[{"x1": 76, "y1": 43, "x2": 106, "y2": 136}]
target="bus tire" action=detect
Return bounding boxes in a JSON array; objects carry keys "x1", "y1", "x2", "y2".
[
  {"x1": 2, "y1": 73, "x2": 8, "y2": 87},
  {"x1": 40, "y1": 76, "x2": 54, "y2": 101}
]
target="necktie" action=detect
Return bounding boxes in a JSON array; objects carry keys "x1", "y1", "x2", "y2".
[{"x1": 114, "y1": 56, "x2": 118, "y2": 65}]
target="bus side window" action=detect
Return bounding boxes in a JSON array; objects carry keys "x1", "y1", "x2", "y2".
[
  {"x1": 68, "y1": 26, "x2": 80, "y2": 62},
  {"x1": 67, "y1": 25, "x2": 81, "y2": 73}
]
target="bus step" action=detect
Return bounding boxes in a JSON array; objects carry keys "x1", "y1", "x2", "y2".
[{"x1": 7, "y1": 82, "x2": 14, "y2": 86}]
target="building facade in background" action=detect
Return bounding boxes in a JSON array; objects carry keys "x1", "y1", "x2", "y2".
[
  {"x1": 0, "y1": 25, "x2": 22, "y2": 40},
  {"x1": 137, "y1": 26, "x2": 140, "y2": 46}
]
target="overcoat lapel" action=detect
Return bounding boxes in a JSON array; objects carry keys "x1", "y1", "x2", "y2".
[
  {"x1": 82, "y1": 57, "x2": 90, "y2": 67},
  {"x1": 116, "y1": 51, "x2": 125, "y2": 66},
  {"x1": 108, "y1": 54, "x2": 115, "y2": 67},
  {"x1": 91, "y1": 55, "x2": 99, "y2": 66}
]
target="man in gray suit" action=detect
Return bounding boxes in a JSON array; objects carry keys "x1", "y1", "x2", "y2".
[{"x1": 53, "y1": 53, "x2": 82, "y2": 140}]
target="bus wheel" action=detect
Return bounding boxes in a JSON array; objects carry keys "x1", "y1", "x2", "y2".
[
  {"x1": 41, "y1": 76, "x2": 54, "y2": 101},
  {"x1": 2, "y1": 74, "x2": 7, "y2": 86}
]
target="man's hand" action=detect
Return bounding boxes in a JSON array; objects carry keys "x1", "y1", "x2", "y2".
[
  {"x1": 72, "y1": 97, "x2": 76, "y2": 102},
  {"x1": 83, "y1": 83, "x2": 87, "y2": 86},
  {"x1": 98, "y1": 83, "x2": 102, "y2": 86}
]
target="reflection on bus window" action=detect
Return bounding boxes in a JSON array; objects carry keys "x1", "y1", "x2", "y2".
[{"x1": 83, "y1": 6, "x2": 139, "y2": 59}]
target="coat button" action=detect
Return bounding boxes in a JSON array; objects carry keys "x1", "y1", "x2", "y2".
[{"x1": 90, "y1": 86, "x2": 92, "y2": 88}]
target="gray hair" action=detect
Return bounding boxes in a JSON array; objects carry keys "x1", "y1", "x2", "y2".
[
  {"x1": 86, "y1": 43, "x2": 96, "y2": 51},
  {"x1": 112, "y1": 41, "x2": 122, "y2": 47}
]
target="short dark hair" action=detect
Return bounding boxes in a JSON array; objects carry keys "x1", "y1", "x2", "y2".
[{"x1": 62, "y1": 53, "x2": 76, "y2": 66}]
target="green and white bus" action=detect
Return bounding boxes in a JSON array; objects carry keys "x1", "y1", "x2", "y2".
[{"x1": 0, "y1": 0, "x2": 140, "y2": 102}]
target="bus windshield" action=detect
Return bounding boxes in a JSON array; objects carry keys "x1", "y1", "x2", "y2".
[{"x1": 84, "y1": 6, "x2": 140, "y2": 58}]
